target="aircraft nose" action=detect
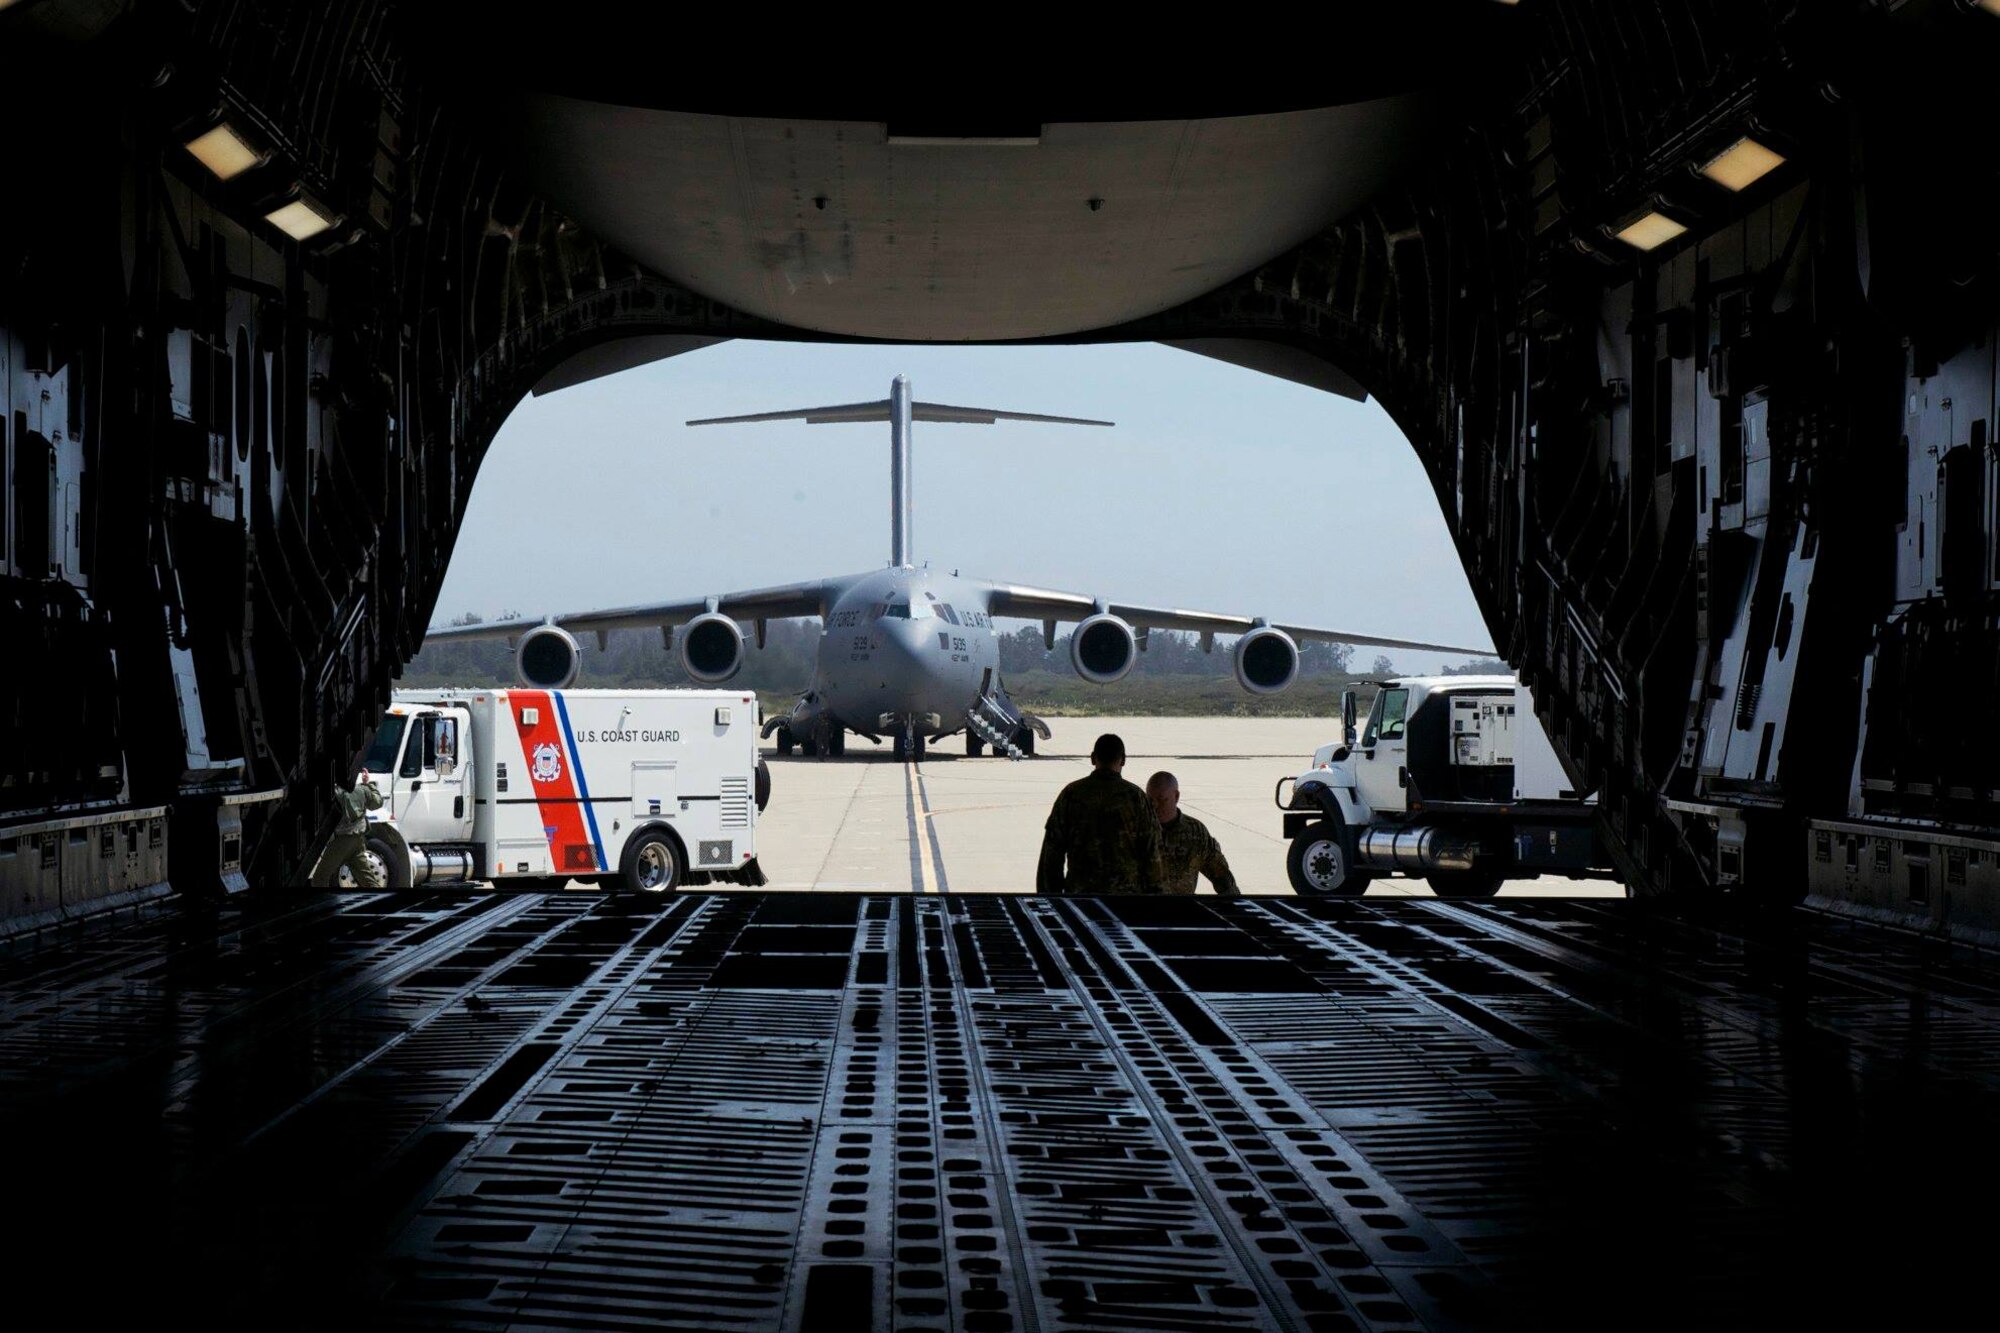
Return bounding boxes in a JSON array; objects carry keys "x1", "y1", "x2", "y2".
[
  {"x1": 872, "y1": 619, "x2": 954, "y2": 707},
  {"x1": 877, "y1": 618, "x2": 936, "y2": 666}
]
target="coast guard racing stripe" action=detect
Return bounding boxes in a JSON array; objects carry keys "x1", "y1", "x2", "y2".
[
  {"x1": 554, "y1": 691, "x2": 608, "y2": 872},
  {"x1": 509, "y1": 690, "x2": 598, "y2": 875}
]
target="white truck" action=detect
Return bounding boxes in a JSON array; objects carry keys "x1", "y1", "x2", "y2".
[
  {"x1": 1276, "y1": 674, "x2": 1614, "y2": 898},
  {"x1": 355, "y1": 687, "x2": 770, "y2": 891}
]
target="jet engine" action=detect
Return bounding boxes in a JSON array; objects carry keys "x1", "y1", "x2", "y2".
[
  {"x1": 679, "y1": 612, "x2": 745, "y2": 683},
  {"x1": 515, "y1": 625, "x2": 582, "y2": 689},
  {"x1": 1070, "y1": 613, "x2": 1138, "y2": 685},
  {"x1": 1233, "y1": 626, "x2": 1299, "y2": 694}
]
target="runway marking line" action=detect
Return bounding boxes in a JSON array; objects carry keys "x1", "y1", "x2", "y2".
[
  {"x1": 903, "y1": 761, "x2": 951, "y2": 894},
  {"x1": 904, "y1": 761, "x2": 938, "y2": 894}
]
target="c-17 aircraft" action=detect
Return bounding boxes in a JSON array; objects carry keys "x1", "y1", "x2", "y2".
[{"x1": 423, "y1": 376, "x2": 1489, "y2": 760}]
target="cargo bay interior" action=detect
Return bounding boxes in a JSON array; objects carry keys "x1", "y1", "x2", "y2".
[{"x1": 5, "y1": 2, "x2": 2000, "y2": 1327}]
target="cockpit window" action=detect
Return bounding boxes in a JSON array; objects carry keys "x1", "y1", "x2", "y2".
[{"x1": 882, "y1": 602, "x2": 910, "y2": 620}]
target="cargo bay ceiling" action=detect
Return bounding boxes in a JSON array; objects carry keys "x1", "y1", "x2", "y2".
[
  {"x1": 488, "y1": 98, "x2": 1428, "y2": 343},
  {"x1": 429, "y1": 11, "x2": 1493, "y2": 392},
  {"x1": 2, "y1": 1, "x2": 1997, "y2": 927}
]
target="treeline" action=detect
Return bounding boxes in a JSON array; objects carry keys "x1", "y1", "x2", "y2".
[{"x1": 401, "y1": 615, "x2": 1505, "y2": 718}]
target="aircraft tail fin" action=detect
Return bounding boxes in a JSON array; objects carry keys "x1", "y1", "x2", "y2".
[{"x1": 688, "y1": 377, "x2": 1112, "y2": 568}]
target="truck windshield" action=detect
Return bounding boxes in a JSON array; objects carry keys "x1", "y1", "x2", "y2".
[
  {"x1": 363, "y1": 715, "x2": 407, "y2": 775},
  {"x1": 1362, "y1": 688, "x2": 1409, "y2": 746}
]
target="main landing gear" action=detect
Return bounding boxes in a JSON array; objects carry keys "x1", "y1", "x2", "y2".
[{"x1": 774, "y1": 722, "x2": 844, "y2": 758}]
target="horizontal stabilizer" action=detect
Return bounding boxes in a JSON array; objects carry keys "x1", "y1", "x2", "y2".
[
  {"x1": 688, "y1": 400, "x2": 890, "y2": 426},
  {"x1": 689, "y1": 400, "x2": 1112, "y2": 427},
  {"x1": 912, "y1": 403, "x2": 1112, "y2": 426}
]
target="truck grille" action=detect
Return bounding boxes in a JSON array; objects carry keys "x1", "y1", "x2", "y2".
[{"x1": 720, "y1": 776, "x2": 752, "y2": 828}]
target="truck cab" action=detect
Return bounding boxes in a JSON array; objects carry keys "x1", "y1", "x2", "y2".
[
  {"x1": 1279, "y1": 676, "x2": 1612, "y2": 898},
  {"x1": 1350, "y1": 678, "x2": 1415, "y2": 816},
  {"x1": 365, "y1": 703, "x2": 476, "y2": 843},
  {"x1": 357, "y1": 701, "x2": 483, "y2": 885}
]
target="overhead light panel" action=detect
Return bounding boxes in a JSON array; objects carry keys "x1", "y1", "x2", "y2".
[
  {"x1": 264, "y1": 195, "x2": 338, "y2": 241},
  {"x1": 1614, "y1": 211, "x2": 1687, "y2": 253},
  {"x1": 184, "y1": 122, "x2": 267, "y2": 181},
  {"x1": 1699, "y1": 136, "x2": 1785, "y2": 192}
]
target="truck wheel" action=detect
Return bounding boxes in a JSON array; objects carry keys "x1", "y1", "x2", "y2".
[
  {"x1": 366, "y1": 835, "x2": 411, "y2": 889},
  {"x1": 775, "y1": 726, "x2": 795, "y2": 756},
  {"x1": 621, "y1": 830, "x2": 683, "y2": 893},
  {"x1": 754, "y1": 760, "x2": 771, "y2": 812},
  {"x1": 1426, "y1": 870, "x2": 1505, "y2": 899},
  {"x1": 967, "y1": 734, "x2": 984, "y2": 757},
  {"x1": 1287, "y1": 820, "x2": 1369, "y2": 897}
]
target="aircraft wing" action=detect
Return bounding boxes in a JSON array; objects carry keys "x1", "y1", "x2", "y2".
[
  {"x1": 981, "y1": 581, "x2": 1491, "y2": 657},
  {"x1": 423, "y1": 580, "x2": 832, "y2": 644}
]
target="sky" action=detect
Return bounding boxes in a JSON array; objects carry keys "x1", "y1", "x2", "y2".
[{"x1": 434, "y1": 340, "x2": 1494, "y2": 674}]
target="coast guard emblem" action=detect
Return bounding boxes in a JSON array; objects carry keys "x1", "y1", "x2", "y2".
[{"x1": 531, "y1": 742, "x2": 563, "y2": 784}]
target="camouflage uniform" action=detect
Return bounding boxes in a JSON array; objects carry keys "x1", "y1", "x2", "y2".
[
  {"x1": 1157, "y1": 812, "x2": 1240, "y2": 897},
  {"x1": 1037, "y1": 769, "x2": 1163, "y2": 895},
  {"x1": 311, "y1": 778, "x2": 386, "y2": 888}
]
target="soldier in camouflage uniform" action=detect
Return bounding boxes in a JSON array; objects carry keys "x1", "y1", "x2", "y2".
[
  {"x1": 1036, "y1": 734, "x2": 1163, "y2": 895},
  {"x1": 1146, "y1": 771, "x2": 1241, "y2": 897},
  {"x1": 310, "y1": 771, "x2": 386, "y2": 887}
]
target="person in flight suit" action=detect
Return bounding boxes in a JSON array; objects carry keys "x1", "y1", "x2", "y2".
[
  {"x1": 311, "y1": 769, "x2": 386, "y2": 887},
  {"x1": 1146, "y1": 770, "x2": 1241, "y2": 897},
  {"x1": 1036, "y1": 733, "x2": 1164, "y2": 895}
]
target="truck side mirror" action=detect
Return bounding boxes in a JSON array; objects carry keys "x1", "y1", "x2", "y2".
[{"x1": 1341, "y1": 690, "x2": 1357, "y2": 746}]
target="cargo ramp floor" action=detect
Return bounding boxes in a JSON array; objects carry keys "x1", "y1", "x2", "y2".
[{"x1": 3, "y1": 890, "x2": 1994, "y2": 1330}]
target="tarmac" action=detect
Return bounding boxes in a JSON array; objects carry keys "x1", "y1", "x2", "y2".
[{"x1": 751, "y1": 715, "x2": 1623, "y2": 897}]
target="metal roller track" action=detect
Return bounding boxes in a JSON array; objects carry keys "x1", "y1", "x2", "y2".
[{"x1": 3, "y1": 892, "x2": 1998, "y2": 1329}]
